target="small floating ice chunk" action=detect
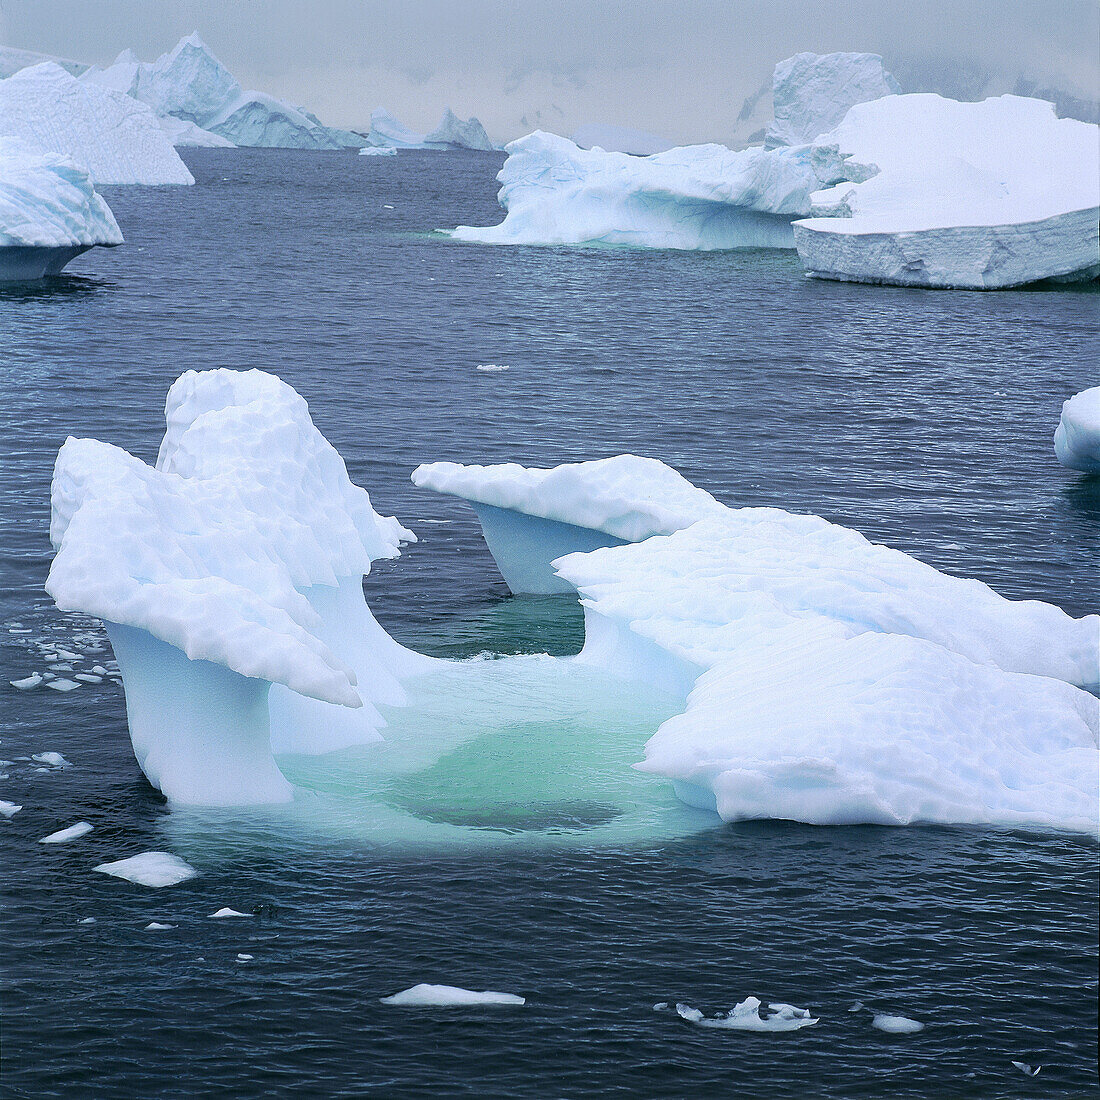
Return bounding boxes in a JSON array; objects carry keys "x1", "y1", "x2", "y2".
[
  {"x1": 145, "y1": 921, "x2": 175, "y2": 931},
  {"x1": 55, "y1": 649, "x2": 81, "y2": 661},
  {"x1": 79, "y1": 916, "x2": 96, "y2": 924},
  {"x1": 10, "y1": 674, "x2": 43, "y2": 690},
  {"x1": 45, "y1": 679, "x2": 80, "y2": 692},
  {"x1": 380, "y1": 983, "x2": 525, "y2": 1007},
  {"x1": 74, "y1": 673, "x2": 102, "y2": 683},
  {"x1": 653, "y1": 1002, "x2": 670, "y2": 1012},
  {"x1": 236, "y1": 953, "x2": 254, "y2": 962},
  {"x1": 872, "y1": 1013, "x2": 924, "y2": 1034},
  {"x1": 209, "y1": 907, "x2": 251, "y2": 919},
  {"x1": 91, "y1": 665, "x2": 107, "y2": 676},
  {"x1": 94, "y1": 851, "x2": 198, "y2": 887},
  {"x1": 476, "y1": 363, "x2": 510, "y2": 372},
  {"x1": 1011, "y1": 1061, "x2": 1041, "y2": 1077},
  {"x1": 39, "y1": 821, "x2": 93, "y2": 843},
  {"x1": 0, "y1": 799, "x2": 23, "y2": 818},
  {"x1": 848, "y1": 1001, "x2": 864, "y2": 1012},
  {"x1": 675, "y1": 997, "x2": 819, "y2": 1032},
  {"x1": 32, "y1": 752, "x2": 71, "y2": 767}
]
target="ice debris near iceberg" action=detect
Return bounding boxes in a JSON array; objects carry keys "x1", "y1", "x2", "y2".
[
  {"x1": 94, "y1": 851, "x2": 197, "y2": 887},
  {"x1": 0, "y1": 63, "x2": 194, "y2": 185},
  {"x1": 0, "y1": 137, "x2": 122, "y2": 280},
  {"x1": 1054, "y1": 388, "x2": 1100, "y2": 473},
  {"x1": 380, "y1": 984, "x2": 525, "y2": 1007},
  {"x1": 367, "y1": 107, "x2": 497, "y2": 150},
  {"x1": 39, "y1": 821, "x2": 93, "y2": 843},
  {"x1": 871, "y1": 1013, "x2": 924, "y2": 1034},
  {"x1": 82, "y1": 34, "x2": 362, "y2": 150},
  {"x1": 793, "y1": 94, "x2": 1100, "y2": 288},
  {"x1": 674, "y1": 997, "x2": 818, "y2": 1031},
  {"x1": 47, "y1": 368, "x2": 427, "y2": 805}
]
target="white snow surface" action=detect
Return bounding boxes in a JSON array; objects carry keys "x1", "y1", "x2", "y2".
[
  {"x1": 39, "y1": 821, "x2": 93, "y2": 843},
  {"x1": 674, "y1": 997, "x2": 819, "y2": 1031},
  {"x1": 158, "y1": 114, "x2": 233, "y2": 148},
  {"x1": 0, "y1": 137, "x2": 122, "y2": 249},
  {"x1": 83, "y1": 34, "x2": 360, "y2": 150},
  {"x1": 359, "y1": 145, "x2": 397, "y2": 157},
  {"x1": 380, "y1": 984, "x2": 525, "y2": 1006},
  {"x1": 872, "y1": 1013, "x2": 925, "y2": 1034},
  {"x1": 209, "y1": 908, "x2": 251, "y2": 918},
  {"x1": 94, "y1": 851, "x2": 198, "y2": 887},
  {"x1": 0, "y1": 63, "x2": 194, "y2": 185},
  {"x1": 412, "y1": 455, "x2": 726, "y2": 543},
  {"x1": 0, "y1": 800, "x2": 22, "y2": 818},
  {"x1": 1054, "y1": 388, "x2": 1100, "y2": 473},
  {"x1": 794, "y1": 94, "x2": 1100, "y2": 288},
  {"x1": 451, "y1": 130, "x2": 843, "y2": 249},
  {"x1": 47, "y1": 368, "x2": 412, "y2": 708},
  {"x1": 571, "y1": 124, "x2": 674, "y2": 156},
  {"x1": 765, "y1": 52, "x2": 900, "y2": 149}
]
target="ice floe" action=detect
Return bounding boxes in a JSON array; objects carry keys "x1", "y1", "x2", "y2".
[
  {"x1": 380, "y1": 983, "x2": 525, "y2": 1006},
  {"x1": 0, "y1": 800, "x2": 23, "y2": 818},
  {"x1": 236, "y1": 953, "x2": 254, "y2": 962},
  {"x1": 39, "y1": 821, "x2": 93, "y2": 843},
  {"x1": 1011, "y1": 1061, "x2": 1042, "y2": 1077},
  {"x1": 144, "y1": 922, "x2": 175, "y2": 931},
  {"x1": 93, "y1": 851, "x2": 198, "y2": 887},
  {"x1": 10, "y1": 674, "x2": 44, "y2": 690},
  {"x1": 209, "y1": 907, "x2": 251, "y2": 919},
  {"x1": 1054, "y1": 388, "x2": 1100, "y2": 473},
  {"x1": 871, "y1": 1013, "x2": 925, "y2": 1034},
  {"x1": 673, "y1": 997, "x2": 819, "y2": 1031},
  {"x1": 31, "y1": 752, "x2": 70, "y2": 767}
]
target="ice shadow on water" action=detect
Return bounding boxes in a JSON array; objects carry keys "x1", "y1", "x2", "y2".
[
  {"x1": 1060, "y1": 474, "x2": 1100, "y2": 522},
  {"x1": 0, "y1": 274, "x2": 114, "y2": 301}
]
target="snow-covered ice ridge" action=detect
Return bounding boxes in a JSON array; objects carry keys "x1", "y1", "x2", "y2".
[
  {"x1": 794, "y1": 94, "x2": 1100, "y2": 288},
  {"x1": 1054, "y1": 388, "x2": 1100, "y2": 473},
  {"x1": 47, "y1": 368, "x2": 428, "y2": 804},
  {"x1": 0, "y1": 137, "x2": 122, "y2": 280},
  {"x1": 0, "y1": 62, "x2": 193, "y2": 185},
  {"x1": 452, "y1": 52, "x2": 899, "y2": 248},
  {"x1": 47, "y1": 373, "x2": 1100, "y2": 832},
  {"x1": 81, "y1": 34, "x2": 363, "y2": 150},
  {"x1": 366, "y1": 107, "x2": 497, "y2": 151}
]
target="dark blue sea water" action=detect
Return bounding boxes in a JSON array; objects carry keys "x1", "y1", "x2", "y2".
[{"x1": 1, "y1": 148, "x2": 1098, "y2": 1098}]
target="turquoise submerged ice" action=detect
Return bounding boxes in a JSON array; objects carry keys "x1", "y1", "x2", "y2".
[{"x1": 46, "y1": 371, "x2": 1099, "y2": 835}]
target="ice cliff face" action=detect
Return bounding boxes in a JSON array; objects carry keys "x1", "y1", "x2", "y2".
[
  {"x1": 451, "y1": 131, "x2": 843, "y2": 249},
  {"x1": 0, "y1": 62, "x2": 194, "y2": 185},
  {"x1": 1054, "y1": 388, "x2": 1100, "y2": 473},
  {"x1": 82, "y1": 33, "x2": 362, "y2": 150},
  {"x1": 794, "y1": 94, "x2": 1100, "y2": 288},
  {"x1": 764, "y1": 52, "x2": 900, "y2": 149},
  {"x1": 0, "y1": 136, "x2": 123, "y2": 279},
  {"x1": 368, "y1": 107, "x2": 497, "y2": 150}
]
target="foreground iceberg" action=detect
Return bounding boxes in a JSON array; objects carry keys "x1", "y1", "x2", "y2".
[
  {"x1": 794, "y1": 94, "x2": 1100, "y2": 288},
  {"x1": 46, "y1": 375, "x2": 1099, "y2": 833},
  {"x1": 367, "y1": 107, "x2": 497, "y2": 150},
  {"x1": 0, "y1": 63, "x2": 194, "y2": 185},
  {"x1": 1054, "y1": 388, "x2": 1100, "y2": 473},
  {"x1": 0, "y1": 137, "x2": 123, "y2": 280},
  {"x1": 83, "y1": 34, "x2": 362, "y2": 150}
]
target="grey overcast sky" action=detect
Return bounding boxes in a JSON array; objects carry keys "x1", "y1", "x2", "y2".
[{"x1": 1, "y1": 0, "x2": 1097, "y2": 143}]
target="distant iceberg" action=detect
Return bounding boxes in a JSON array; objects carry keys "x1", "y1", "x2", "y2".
[
  {"x1": 793, "y1": 94, "x2": 1100, "y2": 288},
  {"x1": 0, "y1": 62, "x2": 194, "y2": 185},
  {"x1": 1054, "y1": 388, "x2": 1100, "y2": 473},
  {"x1": 46, "y1": 379, "x2": 1100, "y2": 833},
  {"x1": 368, "y1": 106, "x2": 497, "y2": 150},
  {"x1": 82, "y1": 33, "x2": 363, "y2": 150},
  {"x1": 0, "y1": 137, "x2": 123, "y2": 280},
  {"x1": 571, "y1": 124, "x2": 674, "y2": 156},
  {"x1": 358, "y1": 145, "x2": 397, "y2": 157},
  {"x1": 157, "y1": 114, "x2": 235, "y2": 148}
]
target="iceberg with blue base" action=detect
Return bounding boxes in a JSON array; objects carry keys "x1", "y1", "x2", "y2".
[
  {"x1": 793, "y1": 94, "x2": 1100, "y2": 288},
  {"x1": 367, "y1": 107, "x2": 497, "y2": 150},
  {"x1": 0, "y1": 137, "x2": 123, "y2": 280},
  {"x1": 0, "y1": 63, "x2": 194, "y2": 185},
  {"x1": 1054, "y1": 388, "x2": 1100, "y2": 473}
]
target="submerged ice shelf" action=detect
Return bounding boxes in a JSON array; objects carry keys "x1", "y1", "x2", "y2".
[{"x1": 46, "y1": 371, "x2": 1100, "y2": 837}]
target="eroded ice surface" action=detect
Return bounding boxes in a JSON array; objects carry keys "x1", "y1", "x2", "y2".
[
  {"x1": 380, "y1": 984, "x2": 525, "y2": 1006},
  {"x1": 872, "y1": 1013, "x2": 925, "y2": 1034},
  {"x1": 0, "y1": 137, "x2": 122, "y2": 280},
  {"x1": 94, "y1": 851, "x2": 198, "y2": 887},
  {"x1": 1054, "y1": 388, "x2": 1100, "y2": 473},
  {"x1": 794, "y1": 94, "x2": 1100, "y2": 288},
  {"x1": 674, "y1": 997, "x2": 819, "y2": 1031},
  {"x1": 0, "y1": 63, "x2": 193, "y2": 185}
]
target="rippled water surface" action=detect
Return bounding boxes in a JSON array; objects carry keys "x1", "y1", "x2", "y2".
[{"x1": 1, "y1": 149, "x2": 1098, "y2": 1098}]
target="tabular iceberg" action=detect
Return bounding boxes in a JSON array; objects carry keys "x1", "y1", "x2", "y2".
[
  {"x1": 82, "y1": 34, "x2": 362, "y2": 150},
  {"x1": 1054, "y1": 388, "x2": 1100, "y2": 473},
  {"x1": 367, "y1": 107, "x2": 497, "y2": 150},
  {"x1": 0, "y1": 137, "x2": 123, "y2": 280},
  {"x1": 0, "y1": 62, "x2": 194, "y2": 185},
  {"x1": 793, "y1": 94, "x2": 1100, "y2": 288}
]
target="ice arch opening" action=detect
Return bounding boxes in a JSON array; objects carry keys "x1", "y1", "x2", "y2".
[{"x1": 47, "y1": 370, "x2": 1100, "y2": 836}]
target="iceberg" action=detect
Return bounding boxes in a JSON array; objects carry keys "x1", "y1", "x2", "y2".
[
  {"x1": 47, "y1": 375, "x2": 1100, "y2": 832},
  {"x1": 793, "y1": 94, "x2": 1100, "y2": 288},
  {"x1": 358, "y1": 146, "x2": 397, "y2": 157},
  {"x1": 1054, "y1": 388, "x2": 1100, "y2": 473},
  {"x1": 0, "y1": 137, "x2": 123, "y2": 280},
  {"x1": 368, "y1": 107, "x2": 497, "y2": 150},
  {"x1": 765, "y1": 52, "x2": 900, "y2": 149},
  {"x1": 0, "y1": 63, "x2": 194, "y2": 185},
  {"x1": 0, "y1": 45, "x2": 88, "y2": 80},
  {"x1": 157, "y1": 114, "x2": 234, "y2": 148},
  {"x1": 366, "y1": 108, "x2": 429, "y2": 148},
  {"x1": 380, "y1": 984, "x2": 525, "y2": 1007},
  {"x1": 571, "y1": 125, "x2": 674, "y2": 156},
  {"x1": 83, "y1": 34, "x2": 362, "y2": 150}
]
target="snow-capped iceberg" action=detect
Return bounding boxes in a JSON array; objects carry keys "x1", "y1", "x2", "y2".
[
  {"x1": 765, "y1": 52, "x2": 900, "y2": 149},
  {"x1": 0, "y1": 62, "x2": 194, "y2": 185},
  {"x1": 793, "y1": 94, "x2": 1100, "y2": 288},
  {"x1": 571, "y1": 125, "x2": 674, "y2": 156},
  {"x1": 368, "y1": 107, "x2": 496, "y2": 150},
  {"x1": 83, "y1": 33, "x2": 362, "y2": 150},
  {"x1": 0, "y1": 137, "x2": 123, "y2": 280},
  {"x1": 451, "y1": 130, "x2": 841, "y2": 249},
  {"x1": 46, "y1": 369, "x2": 426, "y2": 804},
  {"x1": 1054, "y1": 388, "x2": 1100, "y2": 473}
]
